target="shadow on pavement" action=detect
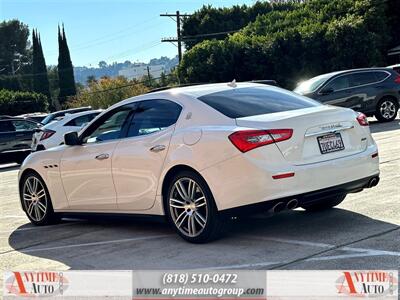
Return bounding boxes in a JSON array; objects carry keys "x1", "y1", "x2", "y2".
[
  {"x1": 369, "y1": 117, "x2": 400, "y2": 133},
  {"x1": 7, "y1": 208, "x2": 399, "y2": 269}
]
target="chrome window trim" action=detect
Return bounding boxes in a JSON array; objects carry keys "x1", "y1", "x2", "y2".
[{"x1": 317, "y1": 70, "x2": 391, "y2": 95}]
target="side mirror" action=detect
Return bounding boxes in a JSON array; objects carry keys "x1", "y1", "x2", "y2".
[
  {"x1": 64, "y1": 131, "x2": 81, "y2": 146},
  {"x1": 320, "y1": 87, "x2": 334, "y2": 95}
]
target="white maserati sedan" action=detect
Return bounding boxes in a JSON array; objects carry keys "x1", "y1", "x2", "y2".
[{"x1": 18, "y1": 82, "x2": 380, "y2": 243}]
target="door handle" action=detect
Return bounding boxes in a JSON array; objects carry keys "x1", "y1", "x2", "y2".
[
  {"x1": 95, "y1": 153, "x2": 109, "y2": 160},
  {"x1": 149, "y1": 145, "x2": 166, "y2": 153}
]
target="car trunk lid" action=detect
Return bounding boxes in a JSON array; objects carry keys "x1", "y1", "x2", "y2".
[{"x1": 235, "y1": 106, "x2": 368, "y2": 165}]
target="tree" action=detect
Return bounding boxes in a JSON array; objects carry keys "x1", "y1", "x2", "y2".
[
  {"x1": 69, "y1": 76, "x2": 148, "y2": 109},
  {"x1": 57, "y1": 24, "x2": 76, "y2": 107},
  {"x1": 0, "y1": 89, "x2": 48, "y2": 115},
  {"x1": 179, "y1": 0, "x2": 391, "y2": 89},
  {"x1": 32, "y1": 29, "x2": 51, "y2": 102},
  {"x1": 0, "y1": 20, "x2": 31, "y2": 90}
]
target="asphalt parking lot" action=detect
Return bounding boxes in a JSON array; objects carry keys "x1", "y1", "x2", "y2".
[{"x1": 1, "y1": 118, "x2": 399, "y2": 275}]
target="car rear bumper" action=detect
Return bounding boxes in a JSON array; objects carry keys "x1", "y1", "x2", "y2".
[
  {"x1": 219, "y1": 174, "x2": 379, "y2": 217},
  {"x1": 201, "y1": 143, "x2": 379, "y2": 211}
]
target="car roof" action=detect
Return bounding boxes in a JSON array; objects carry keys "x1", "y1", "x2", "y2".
[
  {"x1": 43, "y1": 109, "x2": 102, "y2": 129},
  {"x1": 0, "y1": 116, "x2": 38, "y2": 123},
  {"x1": 325, "y1": 67, "x2": 392, "y2": 77},
  {"x1": 128, "y1": 82, "x2": 268, "y2": 103}
]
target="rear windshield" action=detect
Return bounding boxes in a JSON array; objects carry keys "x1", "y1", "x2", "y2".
[{"x1": 198, "y1": 87, "x2": 319, "y2": 119}]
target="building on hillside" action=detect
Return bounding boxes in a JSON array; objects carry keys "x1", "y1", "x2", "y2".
[{"x1": 118, "y1": 64, "x2": 167, "y2": 80}]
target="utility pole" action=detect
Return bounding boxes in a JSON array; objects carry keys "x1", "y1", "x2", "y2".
[
  {"x1": 160, "y1": 11, "x2": 192, "y2": 63},
  {"x1": 146, "y1": 66, "x2": 152, "y2": 86}
]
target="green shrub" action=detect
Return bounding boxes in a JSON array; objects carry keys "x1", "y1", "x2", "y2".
[{"x1": 0, "y1": 89, "x2": 48, "y2": 115}]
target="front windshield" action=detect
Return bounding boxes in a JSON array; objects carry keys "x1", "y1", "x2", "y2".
[{"x1": 294, "y1": 73, "x2": 332, "y2": 94}]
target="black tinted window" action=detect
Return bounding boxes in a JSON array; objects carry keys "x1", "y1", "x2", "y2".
[
  {"x1": 373, "y1": 71, "x2": 389, "y2": 81},
  {"x1": 324, "y1": 76, "x2": 350, "y2": 91},
  {"x1": 83, "y1": 107, "x2": 132, "y2": 143},
  {"x1": 11, "y1": 120, "x2": 37, "y2": 131},
  {"x1": 350, "y1": 72, "x2": 377, "y2": 87},
  {"x1": 65, "y1": 113, "x2": 98, "y2": 127},
  {"x1": 127, "y1": 100, "x2": 182, "y2": 137},
  {"x1": 198, "y1": 87, "x2": 318, "y2": 119},
  {"x1": 0, "y1": 121, "x2": 15, "y2": 132}
]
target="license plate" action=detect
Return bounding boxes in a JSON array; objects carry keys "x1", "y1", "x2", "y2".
[{"x1": 317, "y1": 133, "x2": 345, "y2": 154}]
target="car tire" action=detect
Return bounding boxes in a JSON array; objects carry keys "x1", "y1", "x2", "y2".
[
  {"x1": 301, "y1": 194, "x2": 347, "y2": 212},
  {"x1": 19, "y1": 171, "x2": 60, "y2": 225},
  {"x1": 375, "y1": 97, "x2": 399, "y2": 122},
  {"x1": 164, "y1": 170, "x2": 225, "y2": 243}
]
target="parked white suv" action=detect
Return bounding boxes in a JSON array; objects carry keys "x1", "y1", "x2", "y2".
[{"x1": 32, "y1": 110, "x2": 102, "y2": 151}]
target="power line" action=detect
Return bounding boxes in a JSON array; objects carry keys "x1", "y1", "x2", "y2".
[
  {"x1": 46, "y1": 17, "x2": 160, "y2": 55},
  {"x1": 0, "y1": 40, "x2": 162, "y2": 80},
  {"x1": 160, "y1": 11, "x2": 192, "y2": 63}
]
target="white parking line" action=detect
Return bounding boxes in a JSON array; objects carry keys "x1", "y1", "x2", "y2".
[
  {"x1": 246, "y1": 235, "x2": 335, "y2": 249},
  {"x1": 196, "y1": 261, "x2": 282, "y2": 270},
  {"x1": 19, "y1": 234, "x2": 172, "y2": 253},
  {"x1": 0, "y1": 215, "x2": 27, "y2": 219}
]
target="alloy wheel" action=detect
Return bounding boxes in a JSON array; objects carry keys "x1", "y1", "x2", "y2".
[
  {"x1": 380, "y1": 100, "x2": 396, "y2": 119},
  {"x1": 169, "y1": 177, "x2": 208, "y2": 237},
  {"x1": 23, "y1": 176, "x2": 48, "y2": 222}
]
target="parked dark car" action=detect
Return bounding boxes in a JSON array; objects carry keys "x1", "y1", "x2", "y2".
[
  {"x1": 0, "y1": 116, "x2": 40, "y2": 164},
  {"x1": 40, "y1": 106, "x2": 92, "y2": 125},
  {"x1": 17, "y1": 112, "x2": 49, "y2": 123},
  {"x1": 294, "y1": 68, "x2": 400, "y2": 122}
]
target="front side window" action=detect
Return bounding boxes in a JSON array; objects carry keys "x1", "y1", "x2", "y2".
[
  {"x1": 294, "y1": 73, "x2": 332, "y2": 94},
  {"x1": 11, "y1": 120, "x2": 37, "y2": 131},
  {"x1": 324, "y1": 75, "x2": 350, "y2": 91},
  {"x1": 0, "y1": 121, "x2": 15, "y2": 132},
  {"x1": 198, "y1": 87, "x2": 318, "y2": 119},
  {"x1": 82, "y1": 107, "x2": 132, "y2": 143},
  {"x1": 127, "y1": 100, "x2": 182, "y2": 137}
]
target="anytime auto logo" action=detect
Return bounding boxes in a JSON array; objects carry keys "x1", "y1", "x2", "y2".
[
  {"x1": 336, "y1": 271, "x2": 398, "y2": 297},
  {"x1": 5, "y1": 271, "x2": 69, "y2": 297}
]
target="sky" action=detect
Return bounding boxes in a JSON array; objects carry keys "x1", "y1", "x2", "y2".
[{"x1": 0, "y1": 0, "x2": 254, "y2": 67}]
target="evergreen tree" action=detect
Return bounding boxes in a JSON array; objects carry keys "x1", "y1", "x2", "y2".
[
  {"x1": 57, "y1": 24, "x2": 76, "y2": 106},
  {"x1": 32, "y1": 29, "x2": 51, "y2": 102}
]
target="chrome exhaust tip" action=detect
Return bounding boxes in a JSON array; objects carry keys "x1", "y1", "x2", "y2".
[
  {"x1": 271, "y1": 202, "x2": 285, "y2": 213},
  {"x1": 286, "y1": 199, "x2": 298, "y2": 210}
]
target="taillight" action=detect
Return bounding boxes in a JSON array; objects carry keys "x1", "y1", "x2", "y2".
[
  {"x1": 356, "y1": 113, "x2": 369, "y2": 126},
  {"x1": 394, "y1": 74, "x2": 400, "y2": 84},
  {"x1": 40, "y1": 130, "x2": 56, "y2": 141},
  {"x1": 228, "y1": 129, "x2": 293, "y2": 153}
]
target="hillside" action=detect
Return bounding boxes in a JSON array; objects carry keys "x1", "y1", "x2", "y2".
[{"x1": 73, "y1": 55, "x2": 178, "y2": 84}]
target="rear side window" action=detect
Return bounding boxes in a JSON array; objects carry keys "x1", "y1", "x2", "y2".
[
  {"x1": 65, "y1": 113, "x2": 98, "y2": 127},
  {"x1": 350, "y1": 72, "x2": 377, "y2": 87},
  {"x1": 373, "y1": 71, "x2": 390, "y2": 81},
  {"x1": 197, "y1": 87, "x2": 319, "y2": 119},
  {"x1": 11, "y1": 120, "x2": 37, "y2": 131}
]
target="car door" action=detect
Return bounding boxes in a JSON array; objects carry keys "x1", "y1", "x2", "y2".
[
  {"x1": 60, "y1": 106, "x2": 133, "y2": 210},
  {"x1": 0, "y1": 120, "x2": 16, "y2": 154},
  {"x1": 10, "y1": 120, "x2": 39, "y2": 150},
  {"x1": 112, "y1": 99, "x2": 182, "y2": 211},
  {"x1": 317, "y1": 74, "x2": 356, "y2": 108},
  {"x1": 347, "y1": 71, "x2": 382, "y2": 112}
]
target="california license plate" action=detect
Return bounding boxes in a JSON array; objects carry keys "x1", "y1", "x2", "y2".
[{"x1": 317, "y1": 133, "x2": 345, "y2": 154}]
